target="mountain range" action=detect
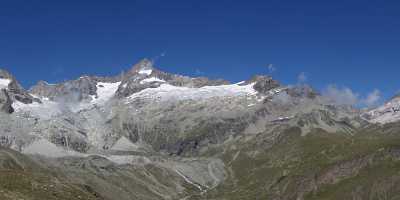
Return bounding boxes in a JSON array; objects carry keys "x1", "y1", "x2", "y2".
[{"x1": 1, "y1": 59, "x2": 400, "y2": 200}]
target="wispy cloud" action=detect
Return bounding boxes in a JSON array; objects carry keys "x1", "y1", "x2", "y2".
[
  {"x1": 272, "y1": 92, "x2": 292, "y2": 104},
  {"x1": 362, "y1": 89, "x2": 381, "y2": 107},
  {"x1": 322, "y1": 85, "x2": 359, "y2": 105},
  {"x1": 267, "y1": 64, "x2": 276, "y2": 73},
  {"x1": 151, "y1": 52, "x2": 166, "y2": 64},
  {"x1": 322, "y1": 85, "x2": 382, "y2": 107},
  {"x1": 297, "y1": 72, "x2": 307, "y2": 83},
  {"x1": 195, "y1": 68, "x2": 205, "y2": 75}
]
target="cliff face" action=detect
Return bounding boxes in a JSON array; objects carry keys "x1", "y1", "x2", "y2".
[{"x1": 0, "y1": 69, "x2": 41, "y2": 113}]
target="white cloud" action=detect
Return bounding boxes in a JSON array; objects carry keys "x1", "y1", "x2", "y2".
[
  {"x1": 272, "y1": 92, "x2": 292, "y2": 104},
  {"x1": 362, "y1": 89, "x2": 381, "y2": 107},
  {"x1": 267, "y1": 64, "x2": 276, "y2": 73},
  {"x1": 151, "y1": 52, "x2": 166, "y2": 63},
  {"x1": 195, "y1": 68, "x2": 205, "y2": 75},
  {"x1": 322, "y1": 85, "x2": 359, "y2": 105},
  {"x1": 297, "y1": 72, "x2": 307, "y2": 83},
  {"x1": 322, "y1": 85, "x2": 382, "y2": 107}
]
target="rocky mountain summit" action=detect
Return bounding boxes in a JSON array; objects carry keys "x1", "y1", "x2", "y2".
[
  {"x1": 1, "y1": 59, "x2": 400, "y2": 200},
  {"x1": 0, "y1": 69, "x2": 39, "y2": 113}
]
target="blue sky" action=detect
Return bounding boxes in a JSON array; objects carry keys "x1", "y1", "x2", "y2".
[{"x1": 1, "y1": 0, "x2": 400, "y2": 103}]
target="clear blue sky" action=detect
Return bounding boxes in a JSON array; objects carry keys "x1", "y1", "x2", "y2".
[{"x1": 1, "y1": 0, "x2": 400, "y2": 101}]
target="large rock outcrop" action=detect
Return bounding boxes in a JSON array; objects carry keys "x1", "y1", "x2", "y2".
[
  {"x1": 0, "y1": 89, "x2": 13, "y2": 113},
  {"x1": 0, "y1": 69, "x2": 39, "y2": 112}
]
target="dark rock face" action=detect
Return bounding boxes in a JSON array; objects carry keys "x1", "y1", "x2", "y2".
[
  {"x1": 30, "y1": 75, "x2": 122, "y2": 102},
  {"x1": 168, "y1": 117, "x2": 251, "y2": 156},
  {"x1": 121, "y1": 123, "x2": 140, "y2": 143},
  {"x1": 0, "y1": 69, "x2": 39, "y2": 105},
  {"x1": 0, "y1": 70, "x2": 14, "y2": 83},
  {"x1": 116, "y1": 81, "x2": 161, "y2": 98},
  {"x1": 152, "y1": 69, "x2": 229, "y2": 88},
  {"x1": 245, "y1": 75, "x2": 280, "y2": 94},
  {"x1": 49, "y1": 133, "x2": 89, "y2": 153},
  {"x1": 287, "y1": 84, "x2": 318, "y2": 99},
  {"x1": 31, "y1": 78, "x2": 98, "y2": 102},
  {"x1": 127, "y1": 58, "x2": 154, "y2": 75},
  {"x1": 29, "y1": 80, "x2": 54, "y2": 97},
  {"x1": 0, "y1": 89, "x2": 14, "y2": 113}
]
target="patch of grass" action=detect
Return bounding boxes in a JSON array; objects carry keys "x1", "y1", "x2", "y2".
[
  {"x1": 206, "y1": 128, "x2": 400, "y2": 200},
  {"x1": 305, "y1": 160, "x2": 400, "y2": 200},
  {"x1": 0, "y1": 170, "x2": 102, "y2": 200}
]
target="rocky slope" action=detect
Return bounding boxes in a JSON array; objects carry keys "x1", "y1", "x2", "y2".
[
  {"x1": 362, "y1": 95, "x2": 400, "y2": 124},
  {"x1": 0, "y1": 59, "x2": 400, "y2": 199}
]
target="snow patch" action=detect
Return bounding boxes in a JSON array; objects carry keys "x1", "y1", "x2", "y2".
[
  {"x1": 0, "y1": 78, "x2": 11, "y2": 89},
  {"x1": 138, "y1": 69, "x2": 152, "y2": 75},
  {"x1": 140, "y1": 77, "x2": 166, "y2": 84},
  {"x1": 271, "y1": 116, "x2": 295, "y2": 122},
  {"x1": 91, "y1": 82, "x2": 121, "y2": 105},
  {"x1": 41, "y1": 81, "x2": 56, "y2": 86}
]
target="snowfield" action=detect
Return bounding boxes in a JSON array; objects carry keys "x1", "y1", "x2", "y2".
[
  {"x1": 91, "y1": 81, "x2": 121, "y2": 105},
  {"x1": 12, "y1": 98, "x2": 62, "y2": 119},
  {"x1": 127, "y1": 82, "x2": 258, "y2": 102}
]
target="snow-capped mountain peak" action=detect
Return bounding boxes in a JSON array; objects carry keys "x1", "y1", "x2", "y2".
[
  {"x1": 362, "y1": 96, "x2": 400, "y2": 124},
  {"x1": 129, "y1": 58, "x2": 154, "y2": 76}
]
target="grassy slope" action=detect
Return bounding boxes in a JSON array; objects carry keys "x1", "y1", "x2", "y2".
[
  {"x1": 0, "y1": 148, "x2": 102, "y2": 200},
  {"x1": 203, "y1": 127, "x2": 400, "y2": 200}
]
